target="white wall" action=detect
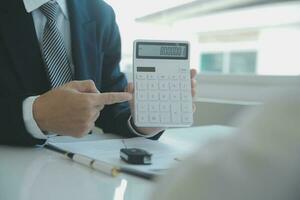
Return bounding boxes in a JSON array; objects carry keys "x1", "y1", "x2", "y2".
[{"x1": 258, "y1": 27, "x2": 300, "y2": 75}]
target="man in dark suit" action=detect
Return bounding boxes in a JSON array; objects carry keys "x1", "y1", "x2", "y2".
[{"x1": 0, "y1": 0, "x2": 197, "y2": 146}]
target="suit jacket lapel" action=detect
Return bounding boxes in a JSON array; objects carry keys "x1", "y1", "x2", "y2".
[
  {"x1": 0, "y1": 1, "x2": 51, "y2": 93},
  {"x1": 67, "y1": 0, "x2": 99, "y2": 84}
]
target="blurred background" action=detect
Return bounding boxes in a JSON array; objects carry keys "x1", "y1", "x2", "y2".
[
  {"x1": 105, "y1": 0, "x2": 300, "y2": 125},
  {"x1": 105, "y1": 0, "x2": 300, "y2": 76}
]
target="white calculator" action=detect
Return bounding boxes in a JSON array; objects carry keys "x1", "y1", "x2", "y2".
[{"x1": 133, "y1": 40, "x2": 193, "y2": 127}]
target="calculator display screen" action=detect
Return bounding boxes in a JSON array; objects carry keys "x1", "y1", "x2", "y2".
[
  {"x1": 136, "y1": 42, "x2": 188, "y2": 60},
  {"x1": 137, "y1": 67, "x2": 156, "y2": 72}
]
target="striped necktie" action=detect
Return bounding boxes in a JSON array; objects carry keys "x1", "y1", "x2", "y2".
[{"x1": 40, "y1": 2, "x2": 73, "y2": 88}]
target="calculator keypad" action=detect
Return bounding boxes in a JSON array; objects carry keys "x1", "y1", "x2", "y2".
[{"x1": 135, "y1": 73, "x2": 193, "y2": 126}]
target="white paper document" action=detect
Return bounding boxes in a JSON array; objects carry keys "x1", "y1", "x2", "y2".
[{"x1": 50, "y1": 137, "x2": 190, "y2": 174}]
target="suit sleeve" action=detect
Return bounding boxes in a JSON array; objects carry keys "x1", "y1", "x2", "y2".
[
  {"x1": 0, "y1": 95, "x2": 46, "y2": 146},
  {"x1": 94, "y1": 6, "x2": 162, "y2": 139},
  {"x1": 94, "y1": 7, "x2": 135, "y2": 138}
]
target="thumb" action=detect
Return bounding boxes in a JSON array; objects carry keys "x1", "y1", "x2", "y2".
[{"x1": 190, "y1": 68, "x2": 197, "y2": 79}]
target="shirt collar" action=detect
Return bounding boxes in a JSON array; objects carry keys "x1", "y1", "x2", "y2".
[{"x1": 23, "y1": 0, "x2": 69, "y2": 19}]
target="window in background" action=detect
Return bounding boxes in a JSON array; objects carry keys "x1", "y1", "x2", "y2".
[
  {"x1": 229, "y1": 51, "x2": 257, "y2": 74},
  {"x1": 200, "y1": 53, "x2": 223, "y2": 74},
  {"x1": 105, "y1": 0, "x2": 300, "y2": 76},
  {"x1": 200, "y1": 51, "x2": 257, "y2": 75}
]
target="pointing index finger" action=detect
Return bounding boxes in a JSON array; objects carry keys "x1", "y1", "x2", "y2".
[{"x1": 98, "y1": 92, "x2": 132, "y2": 105}]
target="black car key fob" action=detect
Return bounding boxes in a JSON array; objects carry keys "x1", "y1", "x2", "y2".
[{"x1": 120, "y1": 148, "x2": 152, "y2": 165}]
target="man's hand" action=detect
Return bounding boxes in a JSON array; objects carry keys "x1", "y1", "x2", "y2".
[
  {"x1": 33, "y1": 80, "x2": 132, "y2": 137},
  {"x1": 126, "y1": 69, "x2": 197, "y2": 135}
]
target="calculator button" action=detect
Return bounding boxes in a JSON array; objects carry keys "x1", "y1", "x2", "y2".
[
  {"x1": 170, "y1": 74, "x2": 179, "y2": 80},
  {"x1": 160, "y1": 92, "x2": 169, "y2": 101},
  {"x1": 138, "y1": 102, "x2": 148, "y2": 112},
  {"x1": 138, "y1": 113, "x2": 148, "y2": 123},
  {"x1": 170, "y1": 81, "x2": 180, "y2": 90},
  {"x1": 182, "y1": 113, "x2": 193, "y2": 124},
  {"x1": 159, "y1": 103, "x2": 170, "y2": 112},
  {"x1": 136, "y1": 73, "x2": 146, "y2": 80},
  {"x1": 148, "y1": 81, "x2": 158, "y2": 90},
  {"x1": 181, "y1": 91, "x2": 192, "y2": 101},
  {"x1": 147, "y1": 74, "x2": 157, "y2": 80},
  {"x1": 159, "y1": 81, "x2": 169, "y2": 90},
  {"x1": 161, "y1": 113, "x2": 171, "y2": 123},
  {"x1": 137, "y1": 81, "x2": 147, "y2": 90},
  {"x1": 182, "y1": 102, "x2": 193, "y2": 113},
  {"x1": 180, "y1": 81, "x2": 189, "y2": 90},
  {"x1": 171, "y1": 103, "x2": 181, "y2": 123},
  {"x1": 180, "y1": 68, "x2": 188, "y2": 73},
  {"x1": 149, "y1": 102, "x2": 159, "y2": 112},
  {"x1": 171, "y1": 103, "x2": 181, "y2": 114},
  {"x1": 137, "y1": 91, "x2": 147, "y2": 101},
  {"x1": 180, "y1": 74, "x2": 189, "y2": 80},
  {"x1": 170, "y1": 92, "x2": 180, "y2": 101},
  {"x1": 171, "y1": 114, "x2": 181, "y2": 123},
  {"x1": 148, "y1": 91, "x2": 159, "y2": 101},
  {"x1": 149, "y1": 113, "x2": 160, "y2": 123},
  {"x1": 158, "y1": 74, "x2": 168, "y2": 79}
]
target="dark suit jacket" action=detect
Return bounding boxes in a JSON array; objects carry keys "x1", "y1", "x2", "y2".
[{"x1": 0, "y1": 0, "x2": 161, "y2": 146}]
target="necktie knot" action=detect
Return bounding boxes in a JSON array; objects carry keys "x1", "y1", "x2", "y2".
[{"x1": 40, "y1": 1, "x2": 59, "y2": 22}]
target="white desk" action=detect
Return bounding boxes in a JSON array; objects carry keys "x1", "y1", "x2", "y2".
[{"x1": 0, "y1": 125, "x2": 234, "y2": 200}]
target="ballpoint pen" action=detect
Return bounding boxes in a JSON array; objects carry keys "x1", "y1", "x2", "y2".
[{"x1": 44, "y1": 143, "x2": 156, "y2": 180}]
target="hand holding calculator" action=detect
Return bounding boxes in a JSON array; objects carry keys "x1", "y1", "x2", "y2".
[{"x1": 133, "y1": 40, "x2": 194, "y2": 127}]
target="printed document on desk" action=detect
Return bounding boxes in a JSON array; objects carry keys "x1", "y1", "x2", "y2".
[{"x1": 49, "y1": 137, "x2": 190, "y2": 174}]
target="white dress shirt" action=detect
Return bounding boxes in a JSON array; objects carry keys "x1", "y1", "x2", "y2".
[
  {"x1": 22, "y1": 0, "x2": 72, "y2": 139},
  {"x1": 22, "y1": 0, "x2": 156, "y2": 139}
]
